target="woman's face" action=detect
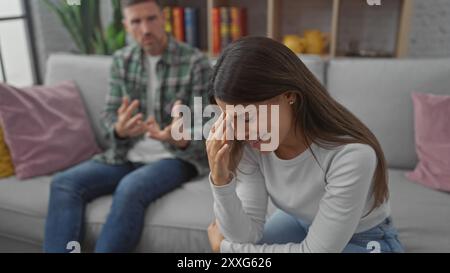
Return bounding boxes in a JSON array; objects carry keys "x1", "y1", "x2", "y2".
[{"x1": 215, "y1": 92, "x2": 297, "y2": 153}]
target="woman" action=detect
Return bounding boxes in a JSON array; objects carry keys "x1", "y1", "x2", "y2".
[{"x1": 206, "y1": 37, "x2": 404, "y2": 253}]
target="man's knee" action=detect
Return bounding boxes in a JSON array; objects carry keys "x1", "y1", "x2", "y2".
[{"x1": 114, "y1": 174, "x2": 144, "y2": 202}]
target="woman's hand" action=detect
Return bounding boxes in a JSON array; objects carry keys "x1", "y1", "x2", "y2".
[
  {"x1": 208, "y1": 220, "x2": 225, "y2": 253},
  {"x1": 206, "y1": 113, "x2": 233, "y2": 186}
]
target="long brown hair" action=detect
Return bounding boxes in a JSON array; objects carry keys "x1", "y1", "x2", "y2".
[{"x1": 209, "y1": 36, "x2": 388, "y2": 210}]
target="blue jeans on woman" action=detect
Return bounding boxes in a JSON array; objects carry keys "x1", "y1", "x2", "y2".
[
  {"x1": 44, "y1": 158, "x2": 198, "y2": 253},
  {"x1": 259, "y1": 210, "x2": 404, "y2": 253}
]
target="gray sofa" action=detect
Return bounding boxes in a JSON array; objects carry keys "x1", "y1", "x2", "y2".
[{"x1": 0, "y1": 54, "x2": 449, "y2": 253}]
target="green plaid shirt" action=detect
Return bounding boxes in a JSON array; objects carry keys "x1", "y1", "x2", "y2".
[{"x1": 94, "y1": 36, "x2": 212, "y2": 176}]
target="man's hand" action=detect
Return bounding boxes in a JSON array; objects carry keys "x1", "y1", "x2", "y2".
[
  {"x1": 208, "y1": 220, "x2": 225, "y2": 253},
  {"x1": 114, "y1": 97, "x2": 148, "y2": 139},
  {"x1": 146, "y1": 100, "x2": 190, "y2": 149}
]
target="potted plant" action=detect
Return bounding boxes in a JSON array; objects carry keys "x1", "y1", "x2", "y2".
[{"x1": 43, "y1": 0, "x2": 126, "y2": 55}]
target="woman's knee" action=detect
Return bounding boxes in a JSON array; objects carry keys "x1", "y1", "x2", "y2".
[{"x1": 259, "y1": 210, "x2": 308, "y2": 245}]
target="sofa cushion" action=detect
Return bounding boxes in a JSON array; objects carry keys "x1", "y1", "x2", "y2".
[
  {"x1": 45, "y1": 54, "x2": 112, "y2": 150},
  {"x1": 0, "y1": 174, "x2": 214, "y2": 253},
  {"x1": 406, "y1": 92, "x2": 450, "y2": 192},
  {"x1": 389, "y1": 169, "x2": 450, "y2": 253},
  {"x1": 327, "y1": 58, "x2": 450, "y2": 169},
  {"x1": 0, "y1": 82, "x2": 101, "y2": 179}
]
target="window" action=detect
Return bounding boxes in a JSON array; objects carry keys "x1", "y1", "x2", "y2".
[{"x1": 0, "y1": 0, "x2": 38, "y2": 86}]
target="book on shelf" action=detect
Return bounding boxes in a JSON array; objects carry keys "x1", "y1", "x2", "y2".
[
  {"x1": 173, "y1": 7, "x2": 185, "y2": 43},
  {"x1": 163, "y1": 6, "x2": 173, "y2": 35},
  {"x1": 212, "y1": 6, "x2": 248, "y2": 55},
  {"x1": 185, "y1": 7, "x2": 199, "y2": 49},
  {"x1": 220, "y1": 7, "x2": 231, "y2": 50},
  {"x1": 230, "y1": 7, "x2": 247, "y2": 42},
  {"x1": 212, "y1": 7, "x2": 221, "y2": 55}
]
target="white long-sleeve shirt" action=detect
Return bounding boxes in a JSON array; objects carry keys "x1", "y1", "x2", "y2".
[{"x1": 210, "y1": 142, "x2": 390, "y2": 253}]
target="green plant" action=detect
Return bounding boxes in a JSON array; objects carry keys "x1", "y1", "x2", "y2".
[{"x1": 44, "y1": 0, "x2": 126, "y2": 55}]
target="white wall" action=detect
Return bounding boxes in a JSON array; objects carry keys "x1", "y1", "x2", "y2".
[{"x1": 409, "y1": 0, "x2": 450, "y2": 57}]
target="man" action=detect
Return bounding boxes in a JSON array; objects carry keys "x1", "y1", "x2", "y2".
[{"x1": 44, "y1": 0, "x2": 211, "y2": 253}]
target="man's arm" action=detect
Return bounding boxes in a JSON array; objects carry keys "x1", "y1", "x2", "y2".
[
  {"x1": 154, "y1": 54, "x2": 212, "y2": 151},
  {"x1": 100, "y1": 55, "x2": 132, "y2": 149}
]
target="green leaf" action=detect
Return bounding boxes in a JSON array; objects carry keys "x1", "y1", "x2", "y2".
[{"x1": 43, "y1": 0, "x2": 126, "y2": 55}]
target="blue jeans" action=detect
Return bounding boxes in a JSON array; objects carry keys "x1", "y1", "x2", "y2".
[
  {"x1": 259, "y1": 210, "x2": 404, "y2": 253},
  {"x1": 44, "y1": 158, "x2": 198, "y2": 253}
]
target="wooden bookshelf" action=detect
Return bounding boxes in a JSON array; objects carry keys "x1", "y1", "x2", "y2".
[
  {"x1": 396, "y1": 0, "x2": 413, "y2": 57},
  {"x1": 330, "y1": 0, "x2": 340, "y2": 58},
  {"x1": 163, "y1": 0, "x2": 413, "y2": 58}
]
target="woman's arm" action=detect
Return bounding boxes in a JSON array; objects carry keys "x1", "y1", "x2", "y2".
[
  {"x1": 219, "y1": 144, "x2": 378, "y2": 253},
  {"x1": 210, "y1": 146, "x2": 269, "y2": 245}
]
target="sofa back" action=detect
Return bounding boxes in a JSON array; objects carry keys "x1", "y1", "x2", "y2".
[
  {"x1": 44, "y1": 53, "x2": 327, "y2": 150},
  {"x1": 45, "y1": 54, "x2": 112, "y2": 149},
  {"x1": 44, "y1": 54, "x2": 450, "y2": 169},
  {"x1": 327, "y1": 58, "x2": 450, "y2": 169}
]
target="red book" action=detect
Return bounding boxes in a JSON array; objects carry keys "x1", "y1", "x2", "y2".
[
  {"x1": 173, "y1": 7, "x2": 185, "y2": 42},
  {"x1": 212, "y1": 7, "x2": 221, "y2": 55}
]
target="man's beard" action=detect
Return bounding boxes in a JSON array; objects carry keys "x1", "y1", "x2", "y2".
[{"x1": 141, "y1": 34, "x2": 162, "y2": 54}]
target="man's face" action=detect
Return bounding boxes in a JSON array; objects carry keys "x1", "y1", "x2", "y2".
[{"x1": 123, "y1": 1, "x2": 167, "y2": 55}]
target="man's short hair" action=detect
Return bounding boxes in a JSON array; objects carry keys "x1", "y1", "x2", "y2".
[{"x1": 121, "y1": 0, "x2": 162, "y2": 9}]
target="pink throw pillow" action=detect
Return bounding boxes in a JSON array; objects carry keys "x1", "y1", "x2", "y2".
[
  {"x1": 0, "y1": 81, "x2": 101, "y2": 179},
  {"x1": 406, "y1": 92, "x2": 450, "y2": 192}
]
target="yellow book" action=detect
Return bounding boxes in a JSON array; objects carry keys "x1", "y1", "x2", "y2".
[{"x1": 164, "y1": 6, "x2": 173, "y2": 34}]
